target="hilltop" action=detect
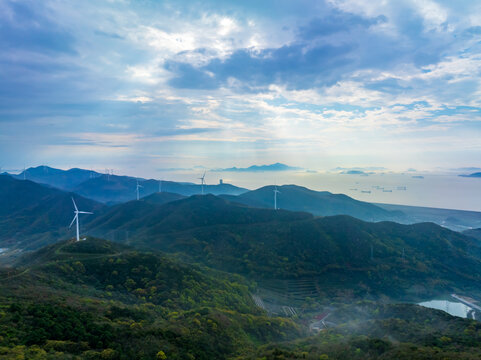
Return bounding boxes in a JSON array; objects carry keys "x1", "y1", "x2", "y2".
[
  {"x1": 221, "y1": 185, "x2": 401, "y2": 222},
  {"x1": 0, "y1": 238, "x2": 300, "y2": 359},
  {"x1": 87, "y1": 194, "x2": 481, "y2": 301},
  {"x1": 13, "y1": 166, "x2": 98, "y2": 189},
  {"x1": 0, "y1": 175, "x2": 105, "y2": 251}
]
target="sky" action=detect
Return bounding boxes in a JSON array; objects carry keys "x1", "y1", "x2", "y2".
[{"x1": 1, "y1": 0, "x2": 481, "y2": 177}]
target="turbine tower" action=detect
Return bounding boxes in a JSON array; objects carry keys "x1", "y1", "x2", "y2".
[
  {"x1": 273, "y1": 186, "x2": 280, "y2": 210},
  {"x1": 159, "y1": 180, "x2": 162, "y2": 193},
  {"x1": 198, "y1": 172, "x2": 206, "y2": 195},
  {"x1": 136, "y1": 179, "x2": 143, "y2": 200},
  {"x1": 69, "y1": 197, "x2": 93, "y2": 242}
]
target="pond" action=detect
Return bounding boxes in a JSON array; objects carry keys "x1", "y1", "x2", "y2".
[{"x1": 419, "y1": 299, "x2": 476, "y2": 319}]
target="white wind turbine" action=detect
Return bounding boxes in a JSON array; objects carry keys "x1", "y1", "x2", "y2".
[
  {"x1": 273, "y1": 185, "x2": 280, "y2": 210},
  {"x1": 158, "y1": 179, "x2": 162, "y2": 193},
  {"x1": 198, "y1": 172, "x2": 206, "y2": 195},
  {"x1": 69, "y1": 197, "x2": 93, "y2": 242},
  {"x1": 136, "y1": 179, "x2": 143, "y2": 200}
]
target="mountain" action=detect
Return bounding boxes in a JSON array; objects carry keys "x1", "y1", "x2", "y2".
[
  {"x1": 13, "y1": 165, "x2": 100, "y2": 189},
  {"x1": 0, "y1": 175, "x2": 105, "y2": 251},
  {"x1": 464, "y1": 228, "x2": 481, "y2": 241},
  {"x1": 72, "y1": 175, "x2": 247, "y2": 204},
  {"x1": 3, "y1": 239, "x2": 481, "y2": 359},
  {"x1": 459, "y1": 172, "x2": 481, "y2": 178},
  {"x1": 87, "y1": 194, "x2": 312, "y2": 240},
  {"x1": 87, "y1": 194, "x2": 481, "y2": 301},
  {"x1": 0, "y1": 238, "x2": 300, "y2": 359},
  {"x1": 217, "y1": 162, "x2": 302, "y2": 172},
  {"x1": 140, "y1": 191, "x2": 186, "y2": 205},
  {"x1": 221, "y1": 185, "x2": 401, "y2": 222},
  {"x1": 9, "y1": 166, "x2": 248, "y2": 203}
]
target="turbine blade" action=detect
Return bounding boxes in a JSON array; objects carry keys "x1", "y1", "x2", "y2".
[
  {"x1": 69, "y1": 214, "x2": 78, "y2": 228},
  {"x1": 71, "y1": 197, "x2": 78, "y2": 211},
  {"x1": 78, "y1": 211, "x2": 93, "y2": 214}
]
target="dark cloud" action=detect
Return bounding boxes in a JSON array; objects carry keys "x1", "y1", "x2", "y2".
[
  {"x1": 164, "y1": 5, "x2": 448, "y2": 91},
  {"x1": 167, "y1": 43, "x2": 355, "y2": 90}
]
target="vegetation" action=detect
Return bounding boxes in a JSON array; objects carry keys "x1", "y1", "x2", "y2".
[
  {"x1": 3, "y1": 178, "x2": 481, "y2": 358},
  {"x1": 0, "y1": 239, "x2": 300, "y2": 359},
  {"x1": 0, "y1": 175, "x2": 105, "y2": 251},
  {"x1": 88, "y1": 195, "x2": 481, "y2": 301},
  {"x1": 221, "y1": 184, "x2": 399, "y2": 221},
  {"x1": 241, "y1": 302, "x2": 481, "y2": 359}
]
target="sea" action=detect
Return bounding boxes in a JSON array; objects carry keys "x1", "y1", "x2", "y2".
[{"x1": 157, "y1": 171, "x2": 481, "y2": 212}]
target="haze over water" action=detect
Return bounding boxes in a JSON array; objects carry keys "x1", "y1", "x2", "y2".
[{"x1": 156, "y1": 171, "x2": 481, "y2": 212}]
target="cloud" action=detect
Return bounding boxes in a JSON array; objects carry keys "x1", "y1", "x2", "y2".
[{"x1": 0, "y1": 0, "x2": 480, "y2": 174}]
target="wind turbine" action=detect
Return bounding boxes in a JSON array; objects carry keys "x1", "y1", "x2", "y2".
[
  {"x1": 69, "y1": 197, "x2": 93, "y2": 242},
  {"x1": 273, "y1": 186, "x2": 280, "y2": 210},
  {"x1": 22, "y1": 165, "x2": 27, "y2": 180},
  {"x1": 159, "y1": 180, "x2": 162, "y2": 193},
  {"x1": 198, "y1": 172, "x2": 206, "y2": 195},
  {"x1": 136, "y1": 179, "x2": 143, "y2": 200}
]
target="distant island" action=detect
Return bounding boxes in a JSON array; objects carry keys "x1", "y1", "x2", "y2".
[
  {"x1": 459, "y1": 172, "x2": 481, "y2": 178},
  {"x1": 341, "y1": 170, "x2": 369, "y2": 176},
  {"x1": 216, "y1": 162, "x2": 302, "y2": 172},
  {"x1": 412, "y1": 175, "x2": 424, "y2": 179}
]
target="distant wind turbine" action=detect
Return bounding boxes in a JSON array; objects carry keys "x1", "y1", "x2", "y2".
[
  {"x1": 136, "y1": 179, "x2": 143, "y2": 200},
  {"x1": 273, "y1": 186, "x2": 280, "y2": 210},
  {"x1": 198, "y1": 172, "x2": 206, "y2": 195},
  {"x1": 159, "y1": 180, "x2": 162, "y2": 193},
  {"x1": 22, "y1": 165, "x2": 27, "y2": 180},
  {"x1": 69, "y1": 197, "x2": 93, "y2": 242}
]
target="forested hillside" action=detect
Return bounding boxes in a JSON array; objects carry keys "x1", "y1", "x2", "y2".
[
  {"x1": 0, "y1": 239, "x2": 300, "y2": 359},
  {"x1": 87, "y1": 195, "x2": 481, "y2": 301}
]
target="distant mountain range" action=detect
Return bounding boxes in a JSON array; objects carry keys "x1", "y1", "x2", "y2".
[
  {"x1": 11, "y1": 166, "x2": 248, "y2": 203},
  {"x1": 13, "y1": 165, "x2": 99, "y2": 189},
  {"x1": 6, "y1": 166, "x2": 481, "y2": 231},
  {"x1": 215, "y1": 162, "x2": 302, "y2": 172},
  {"x1": 459, "y1": 172, "x2": 481, "y2": 178},
  {"x1": 221, "y1": 185, "x2": 401, "y2": 222}
]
